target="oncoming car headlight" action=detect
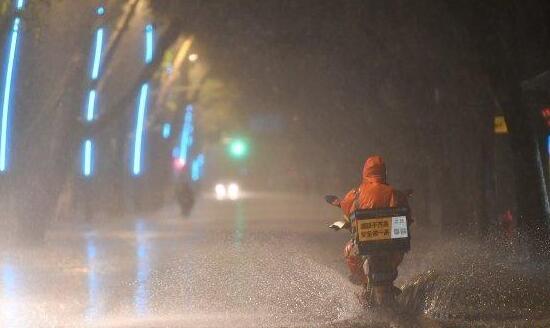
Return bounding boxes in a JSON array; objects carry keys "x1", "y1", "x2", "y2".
[
  {"x1": 227, "y1": 183, "x2": 240, "y2": 200},
  {"x1": 215, "y1": 184, "x2": 226, "y2": 200},
  {"x1": 214, "y1": 183, "x2": 240, "y2": 201}
]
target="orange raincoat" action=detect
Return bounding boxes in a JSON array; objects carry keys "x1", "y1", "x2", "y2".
[
  {"x1": 340, "y1": 156, "x2": 404, "y2": 216},
  {"x1": 341, "y1": 156, "x2": 408, "y2": 283}
]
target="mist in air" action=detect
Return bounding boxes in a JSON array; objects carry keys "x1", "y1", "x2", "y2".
[{"x1": 0, "y1": 0, "x2": 549, "y2": 327}]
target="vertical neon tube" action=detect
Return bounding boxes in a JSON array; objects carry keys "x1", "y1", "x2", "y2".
[
  {"x1": 132, "y1": 83, "x2": 149, "y2": 176},
  {"x1": 178, "y1": 105, "x2": 193, "y2": 164},
  {"x1": 16, "y1": 0, "x2": 24, "y2": 10},
  {"x1": 145, "y1": 24, "x2": 154, "y2": 64},
  {"x1": 198, "y1": 154, "x2": 204, "y2": 178},
  {"x1": 0, "y1": 18, "x2": 21, "y2": 172},
  {"x1": 86, "y1": 90, "x2": 97, "y2": 122},
  {"x1": 191, "y1": 153, "x2": 204, "y2": 181},
  {"x1": 81, "y1": 9, "x2": 105, "y2": 177},
  {"x1": 191, "y1": 159, "x2": 199, "y2": 181},
  {"x1": 130, "y1": 23, "x2": 154, "y2": 176},
  {"x1": 91, "y1": 28, "x2": 104, "y2": 80},
  {"x1": 83, "y1": 139, "x2": 93, "y2": 177},
  {"x1": 162, "y1": 123, "x2": 171, "y2": 139}
]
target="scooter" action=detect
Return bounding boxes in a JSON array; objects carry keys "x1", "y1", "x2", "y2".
[
  {"x1": 176, "y1": 181, "x2": 195, "y2": 217},
  {"x1": 324, "y1": 191, "x2": 412, "y2": 308}
]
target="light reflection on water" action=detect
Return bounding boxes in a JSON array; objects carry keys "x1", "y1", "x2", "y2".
[
  {"x1": 234, "y1": 202, "x2": 246, "y2": 246},
  {"x1": 134, "y1": 218, "x2": 151, "y2": 316},
  {"x1": 85, "y1": 232, "x2": 102, "y2": 320},
  {"x1": 1, "y1": 261, "x2": 19, "y2": 328}
]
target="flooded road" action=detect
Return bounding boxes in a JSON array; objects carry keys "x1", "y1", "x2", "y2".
[
  {"x1": 1, "y1": 193, "x2": 549, "y2": 327},
  {"x1": 0, "y1": 193, "x2": 366, "y2": 327}
]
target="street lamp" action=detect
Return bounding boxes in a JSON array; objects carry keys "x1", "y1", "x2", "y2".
[{"x1": 188, "y1": 53, "x2": 198, "y2": 62}]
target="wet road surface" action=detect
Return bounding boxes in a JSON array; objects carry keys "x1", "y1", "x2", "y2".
[
  {"x1": 0, "y1": 193, "x2": 370, "y2": 327},
  {"x1": 3, "y1": 193, "x2": 548, "y2": 327}
]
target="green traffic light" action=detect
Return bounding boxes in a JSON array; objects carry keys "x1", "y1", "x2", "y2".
[{"x1": 228, "y1": 139, "x2": 248, "y2": 158}]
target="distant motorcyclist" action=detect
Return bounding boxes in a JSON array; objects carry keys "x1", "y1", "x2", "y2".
[
  {"x1": 176, "y1": 179, "x2": 195, "y2": 217},
  {"x1": 338, "y1": 155, "x2": 410, "y2": 306}
]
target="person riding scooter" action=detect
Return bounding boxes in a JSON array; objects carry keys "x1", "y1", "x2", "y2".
[
  {"x1": 176, "y1": 178, "x2": 195, "y2": 217},
  {"x1": 328, "y1": 155, "x2": 411, "y2": 307}
]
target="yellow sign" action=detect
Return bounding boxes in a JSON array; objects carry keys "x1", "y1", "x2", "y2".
[
  {"x1": 357, "y1": 218, "x2": 392, "y2": 241},
  {"x1": 494, "y1": 116, "x2": 508, "y2": 134}
]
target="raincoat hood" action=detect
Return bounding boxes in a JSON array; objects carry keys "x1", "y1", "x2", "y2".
[{"x1": 362, "y1": 156, "x2": 386, "y2": 184}]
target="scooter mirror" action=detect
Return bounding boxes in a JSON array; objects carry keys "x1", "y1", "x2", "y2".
[
  {"x1": 329, "y1": 220, "x2": 348, "y2": 230},
  {"x1": 324, "y1": 195, "x2": 340, "y2": 207}
]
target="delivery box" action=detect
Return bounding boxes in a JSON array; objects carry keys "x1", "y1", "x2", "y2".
[{"x1": 350, "y1": 207, "x2": 410, "y2": 255}]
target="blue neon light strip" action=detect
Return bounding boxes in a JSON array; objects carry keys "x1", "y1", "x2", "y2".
[
  {"x1": 191, "y1": 160, "x2": 199, "y2": 181},
  {"x1": 145, "y1": 24, "x2": 154, "y2": 64},
  {"x1": 86, "y1": 90, "x2": 97, "y2": 122},
  {"x1": 0, "y1": 18, "x2": 21, "y2": 172},
  {"x1": 162, "y1": 123, "x2": 171, "y2": 139},
  {"x1": 178, "y1": 105, "x2": 193, "y2": 164},
  {"x1": 91, "y1": 28, "x2": 104, "y2": 80},
  {"x1": 16, "y1": 0, "x2": 24, "y2": 10},
  {"x1": 191, "y1": 153, "x2": 204, "y2": 181},
  {"x1": 132, "y1": 83, "x2": 149, "y2": 175},
  {"x1": 83, "y1": 139, "x2": 93, "y2": 176}
]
